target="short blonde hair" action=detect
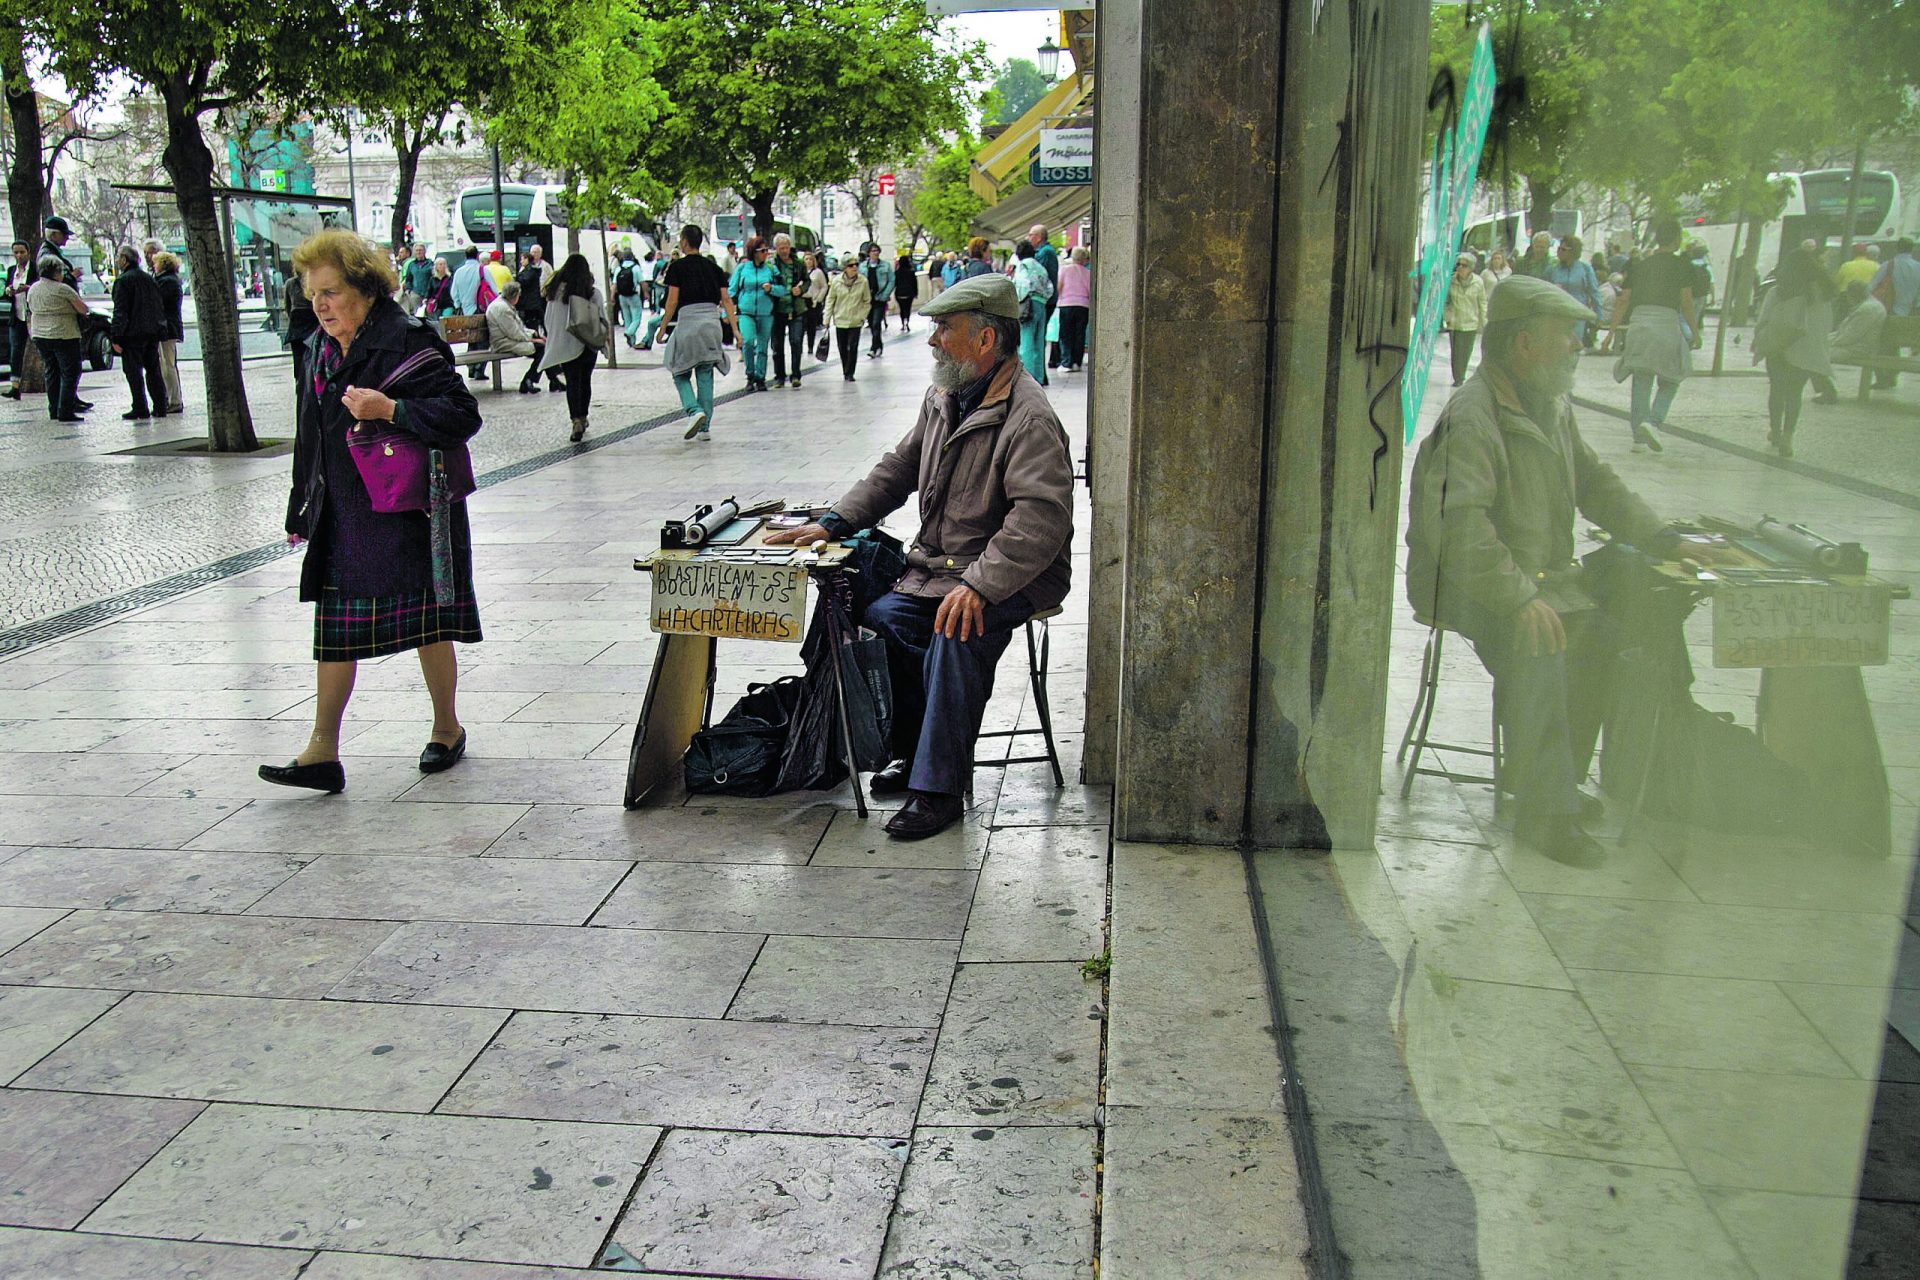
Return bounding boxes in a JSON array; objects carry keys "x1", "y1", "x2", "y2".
[
  {"x1": 1071, "y1": 246, "x2": 1089, "y2": 265},
  {"x1": 153, "y1": 250, "x2": 181, "y2": 274},
  {"x1": 292, "y1": 227, "x2": 397, "y2": 300}
]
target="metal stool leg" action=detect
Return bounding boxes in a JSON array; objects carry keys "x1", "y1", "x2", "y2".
[
  {"x1": 1397, "y1": 630, "x2": 1439, "y2": 764},
  {"x1": 1400, "y1": 632, "x2": 1444, "y2": 798},
  {"x1": 1025, "y1": 617, "x2": 1064, "y2": 787}
]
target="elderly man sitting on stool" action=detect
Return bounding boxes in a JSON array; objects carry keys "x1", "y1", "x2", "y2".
[
  {"x1": 1407, "y1": 275, "x2": 1703, "y2": 868},
  {"x1": 767, "y1": 274, "x2": 1075, "y2": 840}
]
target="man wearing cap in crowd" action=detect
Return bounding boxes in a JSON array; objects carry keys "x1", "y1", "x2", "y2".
[
  {"x1": 766, "y1": 273, "x2": 1075, "y2": 840},
  {"x1": 40, "y1": 216, "x2": 78, "y2": 287},
  {"x1": 1407, "y1": 275, "x2": 1696, "y2": 868}
]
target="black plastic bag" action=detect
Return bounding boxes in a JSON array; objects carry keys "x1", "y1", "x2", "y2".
[
  {"x1": 684, "y1": 677, "x2": 803, "y2": 796},
  {"x1": 838, "y1": 626, "x2": 894, "y2": 771}
]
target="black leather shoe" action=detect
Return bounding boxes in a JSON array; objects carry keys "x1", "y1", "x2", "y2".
[
  {"x1": 870, "y1": 758, "x2": 911, "y2": 796},
  {"x1": 258, "y1": 759, "x2": 346, "y2": 793},
  {"x1": 884, "y1": 791, "x2": 965, "y2": 840},
  {"x1": 419, "y1": 729, "x2": 467, "y2": 773},
  {"x1": 1515, "y1": 814, "x2": 1605, "y2": 868}
]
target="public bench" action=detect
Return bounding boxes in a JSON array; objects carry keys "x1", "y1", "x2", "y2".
[
  {"x1": 1832, "y1": 314, "x2": 1920, "y2": 402},
  {"x1": 431, "y1": 315, "x2": 508, "y2": 392}
]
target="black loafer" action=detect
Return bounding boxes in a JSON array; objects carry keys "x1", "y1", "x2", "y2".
[
  {"x1": 258, "y1": 759, "x2": 346, "y2": 793},
  {"x1": 419, "y1": 729, "x2": 467, "y2": 773},
  {"x1": 869, "y1": 758, "x2": 912, "y2": 797},
  {"x1": 884, "y1": 791, "x2": 965, "y2": 841}
]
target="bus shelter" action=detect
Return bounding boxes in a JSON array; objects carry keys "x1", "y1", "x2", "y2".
[{"x1": 114, "y1": 184, "x2": 356, "y2": 337}]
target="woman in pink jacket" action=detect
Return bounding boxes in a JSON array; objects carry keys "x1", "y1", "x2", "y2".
[{"x1": 1054, "y1": 247, "x2": 1092, "y2": 372}]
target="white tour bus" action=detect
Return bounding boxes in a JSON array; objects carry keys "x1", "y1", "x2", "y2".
[
  {"x1": 454, "y1": 183, "x2": 655, "y2": 298},
  {"x1": 1679, "y1": 168, "x2": 1902, "y2": 313}
]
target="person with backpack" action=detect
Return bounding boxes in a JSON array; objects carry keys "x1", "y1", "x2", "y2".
[{"x1": 614, "y1": 249, "x2": 646, "y2": 349}]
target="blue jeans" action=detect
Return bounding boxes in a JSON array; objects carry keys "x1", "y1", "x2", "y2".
[
  {"x1": 738, "y1": 312, "x2": 769, "y2": 381},
  {"x1": 673, "y1": 364, "x2": 715, "y2": 423},
  {"x1": 1630, "y1": 372, "x2": 1680, "y2": 430},
  {"x1": 863, "y1": 589, "x2": 1033, "y2": 796}
]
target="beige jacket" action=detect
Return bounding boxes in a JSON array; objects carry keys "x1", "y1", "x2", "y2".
[
  {"x1": 1407, "y1": 366, "x2": 1667, "y2": 634},
  {"x1": 831, "y1": 357, "x2": 1075, "y2": 610}
]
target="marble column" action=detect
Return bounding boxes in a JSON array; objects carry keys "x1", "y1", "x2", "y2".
[{"x1": 1086, "y1": 0, "x2": 1427, "y2": 847}]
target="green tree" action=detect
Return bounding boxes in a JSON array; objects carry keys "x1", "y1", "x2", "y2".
[
  {"x1": 13, "y1": 0, "x2": 354, "y2": 450},
  {"x1": 1429, "y1": 1, "x2": 1602, "y2": 238},
  {"x1": 904, "y1": 138, "x2": 984, "y2": 252},
  {"x1": 640, "y1": 0, "x2": 983, "y2": 240},
  {"x1": 985, "y1": 58, "x2": 1048, "y2": 127},
  {"x1": 487, "y1": 0, "x2": 672, "y2": 250}
]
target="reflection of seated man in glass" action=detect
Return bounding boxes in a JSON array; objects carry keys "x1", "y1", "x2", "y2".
[{"x1": 1407, "y1": 276, "x2": 1694, "y2": 868}]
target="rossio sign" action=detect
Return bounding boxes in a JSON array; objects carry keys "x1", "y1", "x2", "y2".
[{"x1": 1030, "y1": 128, "x2": 1092, "y2": 187}]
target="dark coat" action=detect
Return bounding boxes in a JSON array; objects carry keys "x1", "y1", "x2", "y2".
[
  {"x1": 154, "y1": 268, "x2": 185, "y2": 341},
  {"x1": 285, "y1": 297, "x2": 482, "y2": 602},
  {"x1": 109, "y1": 265, "x2": 167, "y2": 343}
]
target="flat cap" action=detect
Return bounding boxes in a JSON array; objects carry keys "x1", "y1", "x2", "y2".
[
  {"x1": 1486, "y1": 274, "x2": 1595, "y2": 326},
  {"x1": 921, "y1": 272, "x2": 1019, "y2": 320}
]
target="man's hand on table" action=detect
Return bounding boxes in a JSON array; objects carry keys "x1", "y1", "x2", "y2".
[
  {"x1": 763, "y1": 522, "x2": 831, "y2": 546},
  {"x1": 1515, "y1": 597, "x2": 1566, "y2": 657},
  {"x1": 935, "y1": 583, "x2": 986, "y2": 642}
]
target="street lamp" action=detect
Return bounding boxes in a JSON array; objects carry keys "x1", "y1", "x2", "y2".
[{"x1": 1037, "y1": 36, "x2": 1061, "y2": 81}]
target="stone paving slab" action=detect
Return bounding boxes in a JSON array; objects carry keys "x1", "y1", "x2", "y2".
[
  {"x1": 18, "y1": 992, "x2": 507, "y2": 1111},
  {"x1": 919, "y1": 962, "x2": 1105, "y2": 1128},
  {"x1": 245, "y1": 854, "x2": 630, "y2": 926},
  {"x1": 1099, "y1": 1107, "x2": 1308, "y2": 1280},
  {"x1": 0, "y1": 985, "x2": 123, "y2": 1084},
  {"x1": 877, "y1": 1125, "x2": 1097, "y2": 1280},
  {"x1": 0, "y1": 1088, "x2": 205, "y2": 1228},
  {"x1": 301, "y1": 1253, "x2": 643, "y2": 1279},
  {"x1": 0, "y1": 905, "x2": 68, "y2": 956},
  {"x1": 607, "y1": 1129, "x2": 907, "y2": 1280},
  {"x1": 0, "y1": 846, "x2": 308, "y2": 912},
  {"x1": 0, "y1": 793, "x2": 242, "y2": 848},
  {"x1": 484, "y1": 799, "x2": 835, "y2": 863},
  {"x1": 0, "y1": 910, "x2": 397, "y2": 997},
  {"x1": 0, "y1": 1226, "x2": 310, "y2": 1279},
  {"x1": 439, "y1": 1012, "x2": 934, "y2": 1137},
  {"x1": 727, "y1": 935, "x2": 961, "y2": 1028},
  {"x1": 0, "y1": 750, "x2": 194, "y2": 796},
  {"x1": 591, "y1": 862, "x2": 976, "y2": 939},
  {"x1": 188, "y1": 799, "x2": 531, "y2": 857},
  {"x1": 958, "y1": 825, "x2": 1108, "y2": 964},
  {"x1": 80, "y1": 1104, "x2": 658, "y2": 1267},
  {"x1": 329, "y1": 921, "x2": 761, "y2": 1018}
]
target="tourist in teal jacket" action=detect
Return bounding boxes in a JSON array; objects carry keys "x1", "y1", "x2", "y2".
[{"x1": 728, "y1": 236, "x2": 785, "y2": 391}]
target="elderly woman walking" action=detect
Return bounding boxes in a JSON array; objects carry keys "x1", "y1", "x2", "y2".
[
  {"x1": 538, "y1": 253, "x2": 607, "y2": 443},
  {"x1": 1055, "y1": 246, "x2": 1092, "y2": 372},
  {"x1": 1608, "y1": 214, "x2": 1698, "y2": 453},
  {"x1": 1444, "y1": 253, "x2": 1488, "y2": 386},
  {"x1": 260, "y1": 228, "x2": 483, "y2": 793},
  {"x1": 656, "y1": 224, "x2": 739, "y2": 441},
  {"x1": 826, "y1": 254, "x2": 872, "y2": 382}
]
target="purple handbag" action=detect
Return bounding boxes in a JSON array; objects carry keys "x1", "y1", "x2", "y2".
[{"x1": 345, "y1": 348, "x2": 477, "y2": 514}]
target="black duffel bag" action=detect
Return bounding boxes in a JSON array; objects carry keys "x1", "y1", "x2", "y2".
[{"x1": 684, "y1": 677, "x2": 805, "y2": 797}]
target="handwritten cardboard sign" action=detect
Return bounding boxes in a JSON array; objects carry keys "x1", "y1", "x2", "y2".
[
  {"x1": 1712, "y1": 582, "x2": 1889, "y2": 668},
  {"x1": 650, "y1": 560, "x2": 807, "y2": 642}
]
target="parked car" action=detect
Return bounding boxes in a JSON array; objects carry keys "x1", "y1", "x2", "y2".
[{"x1": 0, "y1": 293, "x2": 112, "y2": 375}]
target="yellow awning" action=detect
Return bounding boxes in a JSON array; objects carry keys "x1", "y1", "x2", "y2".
[
  {"x1": 971, "y1": 74, "x2": 1095, "y2": 201},
  {"x1": 972, "y1": 181, "x2": 1094, "y2": 242}
]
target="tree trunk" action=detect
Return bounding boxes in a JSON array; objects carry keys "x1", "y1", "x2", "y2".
[
  {"x1": 2, "y1": 21, "x2": 45, "y2": 244},
  {"x1": 1525, "y1": 176, "x2": 1557, "y2": 242},
  {"x1": 1727, "y1": 210, "x2": 1765, "y2": 329},
  {"x1": 746, "y1": 188, "x2": 778, "y2": 241},
  {"x1": 388, "y1": 118, "x2": 428, "y2": 254},
  {"x1": 160, "y1": 83, "x2": 256, "y2": 452},
  {"x1": 563, "y1": 171, "x2": 581, "y2": 254}
]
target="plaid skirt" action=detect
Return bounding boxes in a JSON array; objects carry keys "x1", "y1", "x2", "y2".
[{"x1": 313, "y1": 584, "x2": 483, "y2": 661}]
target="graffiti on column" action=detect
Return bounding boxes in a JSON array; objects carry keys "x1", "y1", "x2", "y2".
[{"x1": 1401, "y1": 23, "x2": 1496, "y2": 442}]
